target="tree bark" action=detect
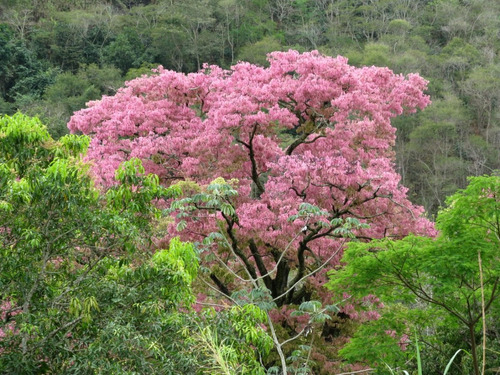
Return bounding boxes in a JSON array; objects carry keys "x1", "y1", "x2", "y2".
[{"x1": 468, "y1": 323, "x2": 481, "y2": 375}]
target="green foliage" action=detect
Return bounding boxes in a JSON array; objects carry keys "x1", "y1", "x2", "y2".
[
  {"x1": 124, "y1": 62, "x2": 159, "y2": 81},
  {"x1": 362, "y1": 43, "x2": 391, "y2": 67},
  {"x1": 188, "y1": 305, "x2": 271, "y2": 375},
  {"x1": 237, "y1": 36, "x2": 283, "y2": 66},
  {"x1": 395, "y1": 95, "x2": 478, "y2": 214},
  {"x1": 18, "y1": 64, "x2": 123, "y2": 138},
  {"x1": 337, "y1": 308, "x2": 414, "y2": 372},
  {"x1": 438, "y1": 174, "x2": 500, "y2": 243},
  {"x1": 0, "y1": 114, "x2": 201, "y2": 373},
  {"x1": 438, "y1": 37, "x2": 481, "y2": 82},
  {"x1": 0, "y1": 113, "x2": 52, "y2": 175},
  {"x1": 170, "y1": 177, "x2": 239, "y2": 226},
  {"x1": 0, "y1": 30, "x2": 57, "y2": 103},
  {"x1": 45, "y1": 72, "x2": 99, "y2": 111},
  {"x1": 461, "y1": 63, "x2": 500, "y2": 145},
  {"x1": 288, "y1": 205, "x2": 369, "y2": 239},
  {"x1": 104, "y1": 28, "x2": 148, "y2": 73},
  {"x1": 229, "y1": 304, "x2": 273, "y2": 356},
  {"x1": 328, "y1": 175, "x2": 500, "y2": 374}
]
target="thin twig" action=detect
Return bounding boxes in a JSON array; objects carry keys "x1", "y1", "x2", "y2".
[
  {"x1": 42, "y1": 317, "x2": 83, "y2": 344},
  {"x1": 280, "y1": 326, "x2": 307, "y2": 348},
  {"x1": 272, "y1": 240, "x2": 345, "y2": 303},
  {"x1": 217, "y1": 219, "x2": 260, "y2": 288},
  {"x1": 210, "y1": 248, "x2": 249, "y2": 283},
  {"x1": 267, "y1": 313, "x2": 288, "y2": 374},
  {"x1": 478, "y1": 250, "x2": 486, "y2": 375},
  {"x1": 199, "y1": 276, "x2": 239, "y2": 305},
  {"x1": 195, "y1": 301, "x2": 230, "y2": 309},
  {"x1": 335, "y1": 369, "x2": 374, "y2": 375},
  {"x1": 254, "y1": 228, "x2": 306, "y2": 281}
]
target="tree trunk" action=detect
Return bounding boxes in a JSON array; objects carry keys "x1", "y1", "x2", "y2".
[{"x1": 468, "y1": 323, "x2": 481, "y2": 375}]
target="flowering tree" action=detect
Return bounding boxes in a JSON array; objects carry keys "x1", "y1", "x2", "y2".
[{"x1": 69, "y1": 50, "x2": 435, "y2": 371}]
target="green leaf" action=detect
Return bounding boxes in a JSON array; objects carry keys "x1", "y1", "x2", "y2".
[
  {"x1": 176, "y1": 220, "x2": 187, "y2": 231},
  {"x1": 443, "y1": 349, "x2": 466, "y2": 375},
  {"x1": 415, "y1": 332, "x2": 422, "y2": 375}
]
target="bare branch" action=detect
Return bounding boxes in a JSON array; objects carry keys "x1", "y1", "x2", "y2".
[
  {"x1": 199, "y1": 276, "x2": 239, "y2": 306},
  {"x1": 209, "y1": 273, "x2": 231, "y2": 297},
  {"x1": 42, "y1": 317, "x2": 83, "y2": 344},
  {"x1": 279, "y1": 325, "x2": 307, "y2": 348},
  {"x1": 335, "y1": 369, "x2": 374, "y2": 375},
  {"x1": 272, "y1": 240, "x2": 346, "y2": 303},
  {"x1": 254, "y1": 229, "x2": 304, "y2": 282}
]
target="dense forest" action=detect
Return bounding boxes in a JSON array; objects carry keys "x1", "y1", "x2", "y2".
[
  {"x1": 0, "y1": 0, "x2": 499, "y2": 215},
  {"x1": 1, "y1": 1, "x2": 499, "y2": 374}
]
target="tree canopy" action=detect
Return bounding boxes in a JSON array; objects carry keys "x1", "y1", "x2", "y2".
[
  {"x1": 328, "y1": 175, "x2": 500, "y2": 374},
  {"x1": 0, "y1": 113, "x2": 272, "y2": 374},
  {"x1": 68, "y1": 50, "x2": 436, "y2": 371}
]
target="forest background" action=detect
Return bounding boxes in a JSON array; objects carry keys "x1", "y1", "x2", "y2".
[{"x1": 0, "y1": 0, "x2": 499, "y2": 217}]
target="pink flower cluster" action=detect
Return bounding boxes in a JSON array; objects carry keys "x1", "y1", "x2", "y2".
[
  {"x1": 0, "y1": 300, "x2": 19, "y2": 348},
  {"x1": 69, "y1": 50, "x2": 435, "y2": 303},
  {"x1": 385, "y1": 330, "x2": 410, "y2": 351}
]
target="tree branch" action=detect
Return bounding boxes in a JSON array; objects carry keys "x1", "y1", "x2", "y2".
[
  {"x1": 272, "y1": 241, "x2": 345, "y2": 303},
  {"x1": 236, "y1": 124, "x2": 265, "y2": 198},
  {"x1": 221, "y1": 213, "x2": 259, "y2": 281},
  {"x1": 209, "y1": 273, "x2": 231, "y2": 297},
  {"x1": 42, "y1": 317, "x2": 83, "y2": 344},
  {"x1": 249, "y1": 239, "x2": 273, "y2": 291}
]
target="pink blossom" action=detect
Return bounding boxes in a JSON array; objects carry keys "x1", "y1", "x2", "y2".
[{"x1": 69, "y1": 50, "x2": 435, "y2": 309}]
